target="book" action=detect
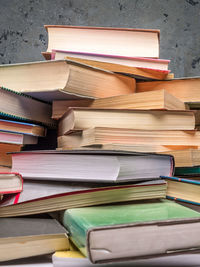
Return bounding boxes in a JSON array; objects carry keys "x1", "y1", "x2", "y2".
[
  {"x1": 58, "y1": 108, "x2": 195, "y2": 136},
  {"x1": 0, "y1": 179, "x2": 166, "y2": 217},
  {"x1": 161, "y1": 149, "x2": 200, "y2": 167},
  {"x1": 0, "y1": 60, "x2": 135, "y2": 102},
  {"x1": 10, "y1": 150, "x2": 174, "y2": 183},
  {"x1": 52, "y1": 249, "x2": 200, "y2": 267},
  {"x1": 175, "y1": 166, "x2": 200, "y2": 176},
  {"x1": 0, "y1": 87, "x2": 55, "y2": 127},
  {"x1": 0, "y1": 130, "x2": 38, "y2": 145},
  {"x1": 62, "y1": 199, "x2": 200, "y2": 264},
  {"x1": 57, "y1": 141, "x2": 196, "y2": 154},
  {"x1": 45, "y1": 25, "x2": 160, "y2": 58},
  {"x1": 63, "y1": 56, "x2": 170, "y2": 80},
  {"x1": 0, "y1": 119, "x2": 46, "y2": 137},
  {"x1": 163, "y1": 176, "x2": 200, "y2": 206},
  {"x1": 136, "y1": 77, "x2": 200, "y2": 104},
  {"x1": 52, "y1": 90, "x2": 186, "y2": 120},
  {"x1": 0, "y1": 143, "x2": 21, "y2": 166},
  {"x1": 0, "y1": 172, "x2": 23, "y2": 194},
  {"x1": 51, "y1": 50, "x2": 170, "y2": 70},
  {"x1": 0, "y1": 216, "x2": 69, "y2": 262},
  {"x1": 57, "y1": 128, "x2": 200, "y2": 149}
]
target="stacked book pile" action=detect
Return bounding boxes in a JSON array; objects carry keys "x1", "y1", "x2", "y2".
[{"x1": 0, "y1": 25, "x2": 200, "y2": 266}]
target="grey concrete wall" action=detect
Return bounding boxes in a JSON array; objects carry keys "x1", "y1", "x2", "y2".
[{"x1": 0, "y1": 0, "x2": 199, "y2": 77}]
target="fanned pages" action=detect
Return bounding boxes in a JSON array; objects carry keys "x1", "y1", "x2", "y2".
[{"x1": 0, "y1": 179, "x2": 166, "y2": 217}]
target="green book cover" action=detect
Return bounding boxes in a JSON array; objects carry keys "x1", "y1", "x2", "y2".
[
  {"x1": 62, "y1": 199, "x2": 200, "y2": 257},
  {"x1": 175, "y1": 166, "x2": 200, "y2": 176}
]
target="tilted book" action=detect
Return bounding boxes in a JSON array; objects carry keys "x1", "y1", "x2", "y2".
[{"x1": 0, "y1": 179, "x2": 166, "y2": 217}]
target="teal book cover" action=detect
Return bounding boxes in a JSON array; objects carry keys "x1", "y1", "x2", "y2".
[
  {"x1": 63, "y1": 199, "x2": 200, "y2": 261},
  {"x1": 175, "y1": 166, "x2": 200, "y2": 176}
]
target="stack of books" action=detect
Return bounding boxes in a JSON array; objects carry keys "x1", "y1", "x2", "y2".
[{"x1": 0, "y1": 25, "x2": 200, "y2": 266}]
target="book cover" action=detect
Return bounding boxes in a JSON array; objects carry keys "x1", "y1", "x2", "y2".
[{"x1": 63, "y1": 199, "x2": 200, "y2": 263}]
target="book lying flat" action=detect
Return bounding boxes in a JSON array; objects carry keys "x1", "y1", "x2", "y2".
[
  {"x1": 0, "y1": 216, "x2": 69, "y2": 262},
  {"x1": 52, "y1": 90, "x2": 186, "y2": 120},
  {"x1": 0, "y1": 87, "x2": 55, "y2": 127},
  {"x1": 64, "y1": 56, "x2": 170, "y2": 80},
  {"x1": 0, "y1": 60, "x2": 135, "y2": 102},
  {"x1": 0, "y1": 172, "x2": 23, "y2": 194},
  {"x1": 45, "y1": 25, "x2": 160, "y2": 58},
  {"x1": 58, "y1": 128, "x2": 200, "y2": 149},
  {"x1": 0, "y1": 179, "x2": 166, "y2": 217},
  {"x1": 161, "y1": 149, "x2": 200, "y2": 167},
  {"x1": 175, "y1": 166, "x2": 200, "y2": 176},
  {"x1": 11, "y1": 150, "x2": 174, "y2": 182},
  {"x1": 51, "y1": 50, "x2": 169, "y2": 70},
  {"x1": 0, "y1": 119, "x2": 46, "y2": 137},
  {"x1": 52, "y1": 249, "x2": 200, "y2": 267},
  {"x1": 57, "y1": 142, "x2": 195, "y2": 154},
  {"x1": 0, "y1": 143, "x2": 21, "y2": 166},
  {"x1": 136, "y1": 77, "x2": 200, "y2": 104},
  {"x1": 163, "y1": 176, "x2": 200, "y2": 206},
  {"x1": 58, "y1": 108, "x2": 195, "y2": 136},
  {"x1": 62, "y1": 199, "x2": 200, "y2": 264},
  {"x1": 0, "y1": 130, "x2": 38, "y2": 145}
]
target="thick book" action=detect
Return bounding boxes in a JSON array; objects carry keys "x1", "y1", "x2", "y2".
[
  {"x1": 62, "y1": 199, "x2": 200, "y2": 264},
  {"x1": 10, "y1": 150, "x2": 174, "y2": 183},
  {"x1": 58, "y1": 128, "x2": 200, "y2": 149},
  {"x1": 0, "y1": 60, "x2": 135, "y2": 102},
  {"x1": 0, "y1": 179, "x2": 166, "y2": 217},
  {"x1": 45, "y1": 25, "x2": 160, "y2": 58},
  {"x1": 52, "y1": 90, "x2": 186, "y2": 120},
  {"x1": 0, "y1": 216, "x2": 69, "y2": 262},
  {"x1": 0, "y1": 172, "x2": 23, "y2": 194},
  {"x1": 0, "y1": 87, "x2": 55, "y2": 127},
  {"x1": 0, "y1": 119, "x2": 46, "y2": 137},
  {"x1": 163, "y1": 176, "x2": 200, "y2": 206},
  {"x1": 161, "y1": 148, "x2": 200, "y2": 167},
  {"x1": 136, "y1": 77, "x2": 200, "y2": 104},
  {"x1": 63, "y1": 56, "x2": 170, "y2": 80},
  {"x1": 51, "y1": 50, "x2": 169, "y2": 70},
  {"x1": 58, "y1": 108, "x2": 195, "y2": 136}
]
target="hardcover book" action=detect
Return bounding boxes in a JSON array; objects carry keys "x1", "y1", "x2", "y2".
[
  {"x1": 0, "y1": 179, "x2": 166, "y2": 217},
  {"x1": 163, "y1": 176, "x2": 200, "y2": 206},
  {"x1": 62, "y1": 199, "x2": 200, "y2": 264},
  {"x1": 45, "y1": 25, "x2": 160, "y2": 58},
  {"x1": 0, "y1": 216, "x2": 69, "y2": 262},
  {"x1": 10, "y1": 150, "x2": 174, "y2": 183},
  {"x1": 0, "y1": 60, "x2": 135, "y2": 102}
]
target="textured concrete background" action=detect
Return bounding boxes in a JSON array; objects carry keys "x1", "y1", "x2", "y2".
[{"x1": 0, "y1": 0, "x2": 199, "y2": 77}]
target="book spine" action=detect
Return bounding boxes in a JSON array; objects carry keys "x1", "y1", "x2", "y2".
[{"x1": 167, "y1": 196, "x2": 200, "y2": 206}]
